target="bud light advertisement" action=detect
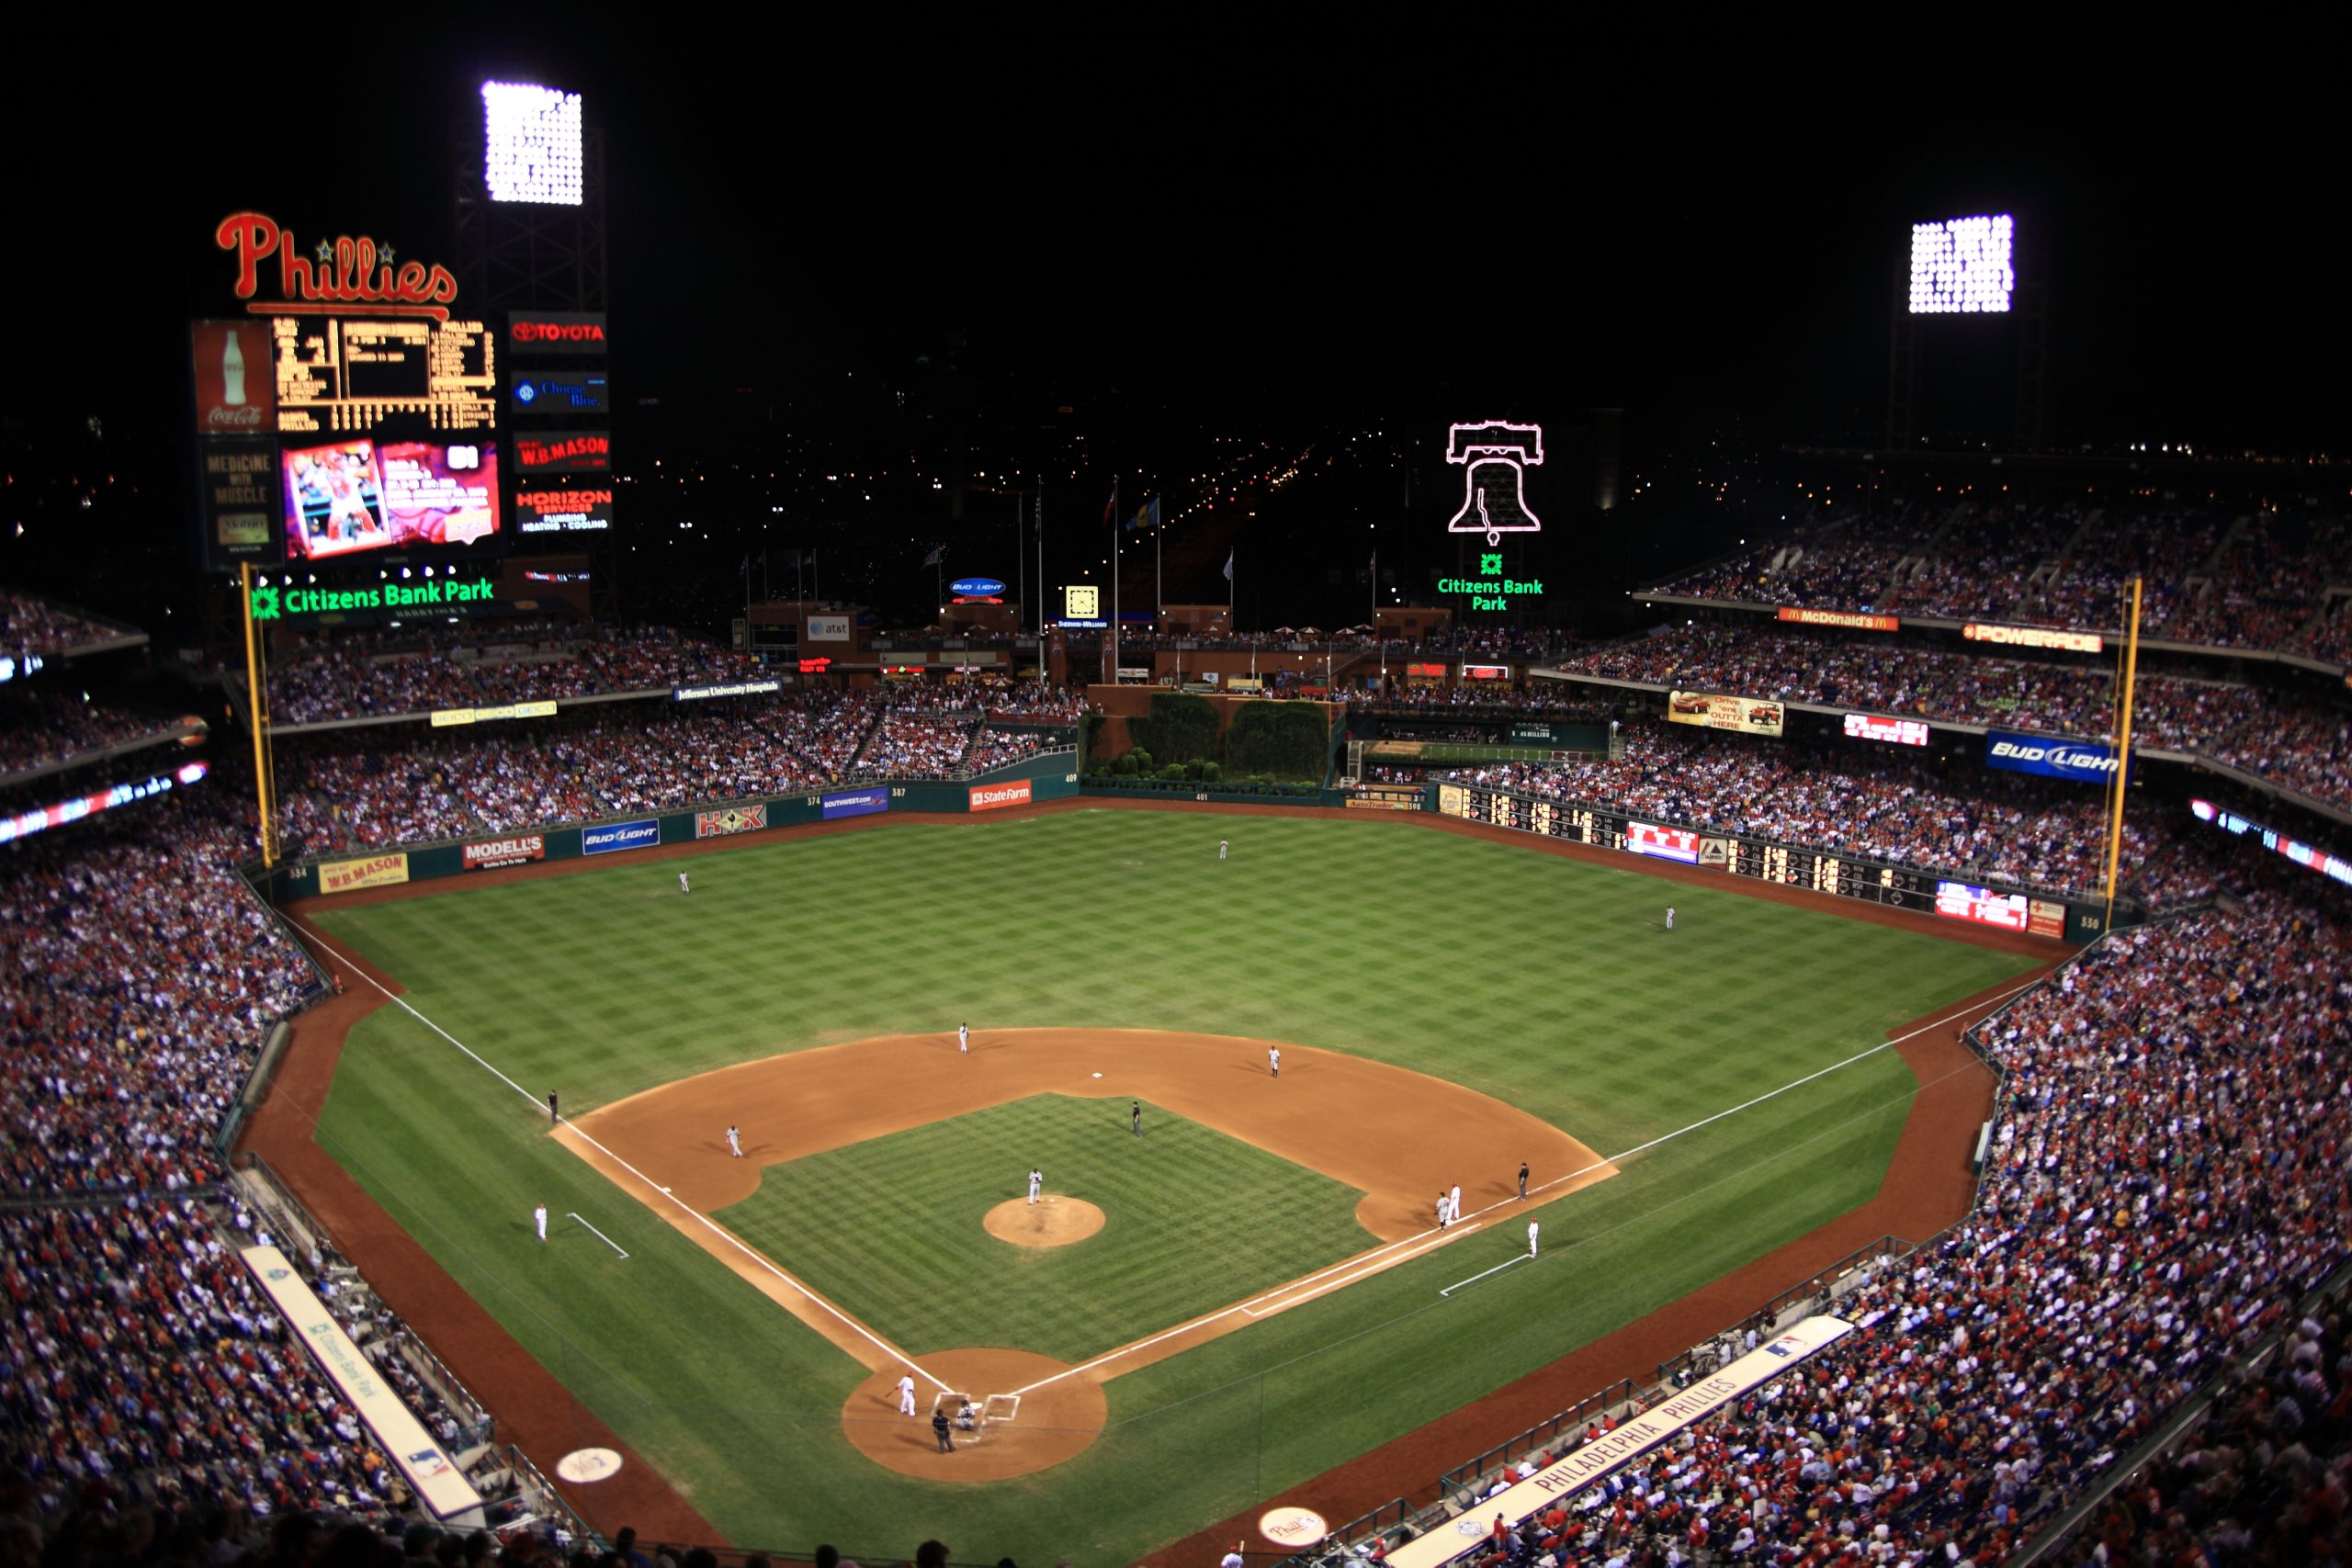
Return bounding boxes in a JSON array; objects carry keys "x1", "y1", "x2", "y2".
[
  {"x1": 1984, "y1": 731, "x2": 2126, "y2": 784},
  {"x1": 582, "y1": 818, "x2": 660, "y2": 855}
]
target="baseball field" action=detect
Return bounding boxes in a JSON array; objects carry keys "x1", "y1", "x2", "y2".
[{"x1": 279, "y1": 806, "x2": 2044, "y2": 1563}]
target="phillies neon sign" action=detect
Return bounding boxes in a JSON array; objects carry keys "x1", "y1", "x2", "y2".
[
  {"x1": 216, "y1": 212, "x2": 459, "y2": 321},
  {"x1": 1446, "y1": 420, "x2": 1544, "y2": 547}
]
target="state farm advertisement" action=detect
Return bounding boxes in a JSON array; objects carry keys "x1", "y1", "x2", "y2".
[
  {"x1": 514, "y1": 432, "x2": 610, "y2": 473},
  {"x1": 969, "y1": 781, "x2": 1033, "y2": 812},
  {"x1": 1624, "y1": 821, "x2": 1700, "y2": 863},
  {"x1": 192, "y1": 320, "x2": 278, "y2": 435},
  {"x1": 462, "y1": 834, "x2": 545, "y2": 870}
]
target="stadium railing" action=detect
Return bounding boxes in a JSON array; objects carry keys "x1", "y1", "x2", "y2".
[
  {"x1": 1650, "y1": 1235, "x2": 1914, "y2": 1390},
  {"x1": 1432, "y1": 1376, "x2": 1644, "y2": 1506}
]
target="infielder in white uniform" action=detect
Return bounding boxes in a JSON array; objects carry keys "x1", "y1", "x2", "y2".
[
  {"x1": 1450, "y1": 1182, "x2": 1463, "y2": 1225},
  {"x1": 1528, "y1": 1220, "x2": 1540, "y2": 1258},
  {"x1": 533, "y1": 1203, "x2": 547, "y2": 1242},
  {"x1": 1268, "y1": 1045, "x2": 1281, "y2": 1078},
  {"x1": 896, "y1": 1373, "x2": 916, "y2": 1416},
  {"x1": 958, "y1": 1022, "x2": 968, "y2": 1054},
  {"x1": 725, "y1": 1125, "x2": 742, "y2": 1158},
  {"x1": 1027, "y1": 1167, "x2": 1043, "y2": 1205},
  {"x1": 679, "y1": 871, "x2": 690, "y2": 895}
]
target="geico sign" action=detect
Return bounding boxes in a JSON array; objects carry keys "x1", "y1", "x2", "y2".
[{"x1": 1990, "y1": 739, "x2": 2120, "y2": 775}]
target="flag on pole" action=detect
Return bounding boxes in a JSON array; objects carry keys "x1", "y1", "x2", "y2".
[
  {"x1": 1222, "y1": 549, "x2": 1235, "y2": 581},
  {"x1": 1102, "y1": 484, "x2": 1118, "y2": 525},
  {"x1": 1127, "y1": 497, "x2": 1159, "y2": 532},
  {"x1": 922, "y1": 545, "x2": 944, "y2": 566}
]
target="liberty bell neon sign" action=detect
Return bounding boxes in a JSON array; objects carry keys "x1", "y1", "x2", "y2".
[{"x1": 1445, "y1": 421, "x2": 1544, "y2": 546}]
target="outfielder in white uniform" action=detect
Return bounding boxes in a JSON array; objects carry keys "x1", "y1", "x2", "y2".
[
  {"x1": 679, "y1": 871, "x2": 690, "y2": 895},
  {"x1": 1219, "y1": 839, "x2": 1228, "y2": 861},
  {"x1": 896, "y1": 1373, "x2": 916, "y2": 1416},
  {"x1": 726, "y1": 1125, "x2": 742, "y2": 1158},
  {"x1": 1027, "y1": 1167, "x2": 1043, "y2": 1205},
  {"x1": 1665, "y1": 905, "x2": 1675, "y2": 931},
  {"x1": 958, "y1": 1022, "x2": 968, "y2": 1054},
  {"x1": 533, "y1": 1204, "x2": 547, "y2": 1242},
  {"x1": 1528, "y1": 1220, "x2": 1540, "y2": 1258}
]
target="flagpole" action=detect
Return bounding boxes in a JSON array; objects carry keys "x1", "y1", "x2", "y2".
[
  {"x1": 1015, "y1": 493, "x2": 1024, "y2": 646},
  {"x1": 1111, "y1": 480, "x2": 1120, "y2": 687},
  {"x1": 1154, "y1": 496, "x2": 1162, "y2": 625}
]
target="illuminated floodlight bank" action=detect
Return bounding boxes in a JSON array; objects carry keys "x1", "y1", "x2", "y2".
[
  {"x1": 483, "y1": 83, "x2": 583, "y2": 206},
  {"x1": 1909, "y1": 214, "x2": 2013, "y2": 314}
]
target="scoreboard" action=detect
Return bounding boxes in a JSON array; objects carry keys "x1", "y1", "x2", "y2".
[{"x1": 269, "y1": 316, "x2": 499, "y2": 434}]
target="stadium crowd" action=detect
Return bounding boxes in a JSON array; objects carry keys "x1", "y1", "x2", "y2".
[
  {"x1": 1445, "y1": 883, "x2": 2350, "y2": 1568},
  {"x1": 0, "y1": 688, "x2": 192, "y2": 777},
  {"x1": 1654, "y1": 502, "x2": 2352, "y2": 663},
  {"x1": 1551, "y1": 625, "x2": 2352, "y2": 813},
  {"x1": 0, "y1": 588, "x2": 126, "y2": 657},
  {"x1": 1416, "y1": 719, "x2": 2218, "y2": 907},
  {"x1": 264, "y1": 621, "x2": 769, "y2": 725}
]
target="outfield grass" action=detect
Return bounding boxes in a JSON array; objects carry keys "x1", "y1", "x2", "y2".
[
  {"x1": 309, "y1": 808, "x2": 2041, "y2": 1562},
  {"x1": 718, "y1": 1095, "x2": 1372, "y2": 1359}
]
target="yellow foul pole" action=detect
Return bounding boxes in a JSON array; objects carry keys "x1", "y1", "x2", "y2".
[
  {"x1": 2100, "y1": 577, "x2": 2143, "y2": 931},
  {"x1": 240, "y1": 563, "x2": 278, "y2": 868}
]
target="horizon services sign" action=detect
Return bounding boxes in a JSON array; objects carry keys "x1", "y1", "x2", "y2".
[
  {"x1": 1985, "y1": 730, "x2": 2125, "y2": 784},
  {"x1": 582, "y1": 818, "x2": 659, "y2": 855},
  {"x1": 1779, "y1": 606, "x2": 1899, "y2": 632}
]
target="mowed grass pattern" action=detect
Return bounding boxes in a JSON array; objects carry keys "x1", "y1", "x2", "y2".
[
  {"x1": 719, "y1": 1095, "x2": 1370, "y2": 1360},
  {"x1": 311, "y1": 808, "x2": 2042, "y2": 1561}
]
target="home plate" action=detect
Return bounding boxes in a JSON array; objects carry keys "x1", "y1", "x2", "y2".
[{"x1": 555, "y1": 1447, "x2": 623, "y2": 1483}]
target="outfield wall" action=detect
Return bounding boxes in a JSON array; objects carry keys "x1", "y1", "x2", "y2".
[
  {"x1": 1435, "y1": 781, "x2": 2128, "y2": 942},
  {"x1": 264, "y1": 751, "x2": 1080, "y2": 902}
]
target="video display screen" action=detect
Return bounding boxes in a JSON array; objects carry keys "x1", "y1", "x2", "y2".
[
  {"x1": 282, "y1": 439, "x2": 501, "y2": 561},
  {"x1": 1626, "y1": 820, "x2": 1700, "y2": 863},
  {"x1": 269, "y1": 316, "x2": 498, "y2": 434},
  {"x1": 1934, "y1": 880, "x2": 2030, "y2": 930}
]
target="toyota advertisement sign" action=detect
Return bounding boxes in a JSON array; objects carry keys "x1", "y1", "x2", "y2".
[{"x1": 1985, "y1": 731, "x2": 2126, "y2": 784}]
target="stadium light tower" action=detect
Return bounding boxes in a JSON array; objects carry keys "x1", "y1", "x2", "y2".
[
  {"x1": 1886, "y1": 212, "x2": 2048, "y2": 453},
  {"x1": 455, "y1": 80, "x2": 607, "y2": 310}
]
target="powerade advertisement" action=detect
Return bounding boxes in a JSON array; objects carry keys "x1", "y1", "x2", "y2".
[
  {"x1": 1984, "y1": 731, "x2": 2125, "y2": 784},
  {"x1": 582, "y1": 818, "x2": 660, "y2": 854},
  {"x1": 821, "y1": 789, "x2": 888, "y2": 820}
]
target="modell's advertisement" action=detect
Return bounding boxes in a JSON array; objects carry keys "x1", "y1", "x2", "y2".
[
  {"x1": 191, "y1": 321, "x2": 278, "y2": 435},
  {"x1": 199, "y1": 438, "x2": 281, "y2": 569},
  {"x1": 282, "y1": 439, "x2": 502, "y2": 561}
]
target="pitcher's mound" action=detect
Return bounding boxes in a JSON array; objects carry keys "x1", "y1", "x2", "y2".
[{"x1": 984, "y1": 1196, "x2": 1103, "y2": 1247}]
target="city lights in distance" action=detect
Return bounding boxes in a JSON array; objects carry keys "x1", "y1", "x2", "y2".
[
  {"x1": 1909, "y1": 214, "x2": 2013, "y2": 314},
  {"x1": 483, "y1": 83, "x2": 583, "y2": 206}
]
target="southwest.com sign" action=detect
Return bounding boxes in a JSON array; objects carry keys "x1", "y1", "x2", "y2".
[{"x1": 1985, "y1": 730, "x2": 2127, "y2": 784}]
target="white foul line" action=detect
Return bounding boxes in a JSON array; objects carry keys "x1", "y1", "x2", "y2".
[
  {"x1": 288, "y1": 921, "x2": 950, "y2": 1391},
  {"x1": 1441, "y1": 1253, "x2": 1527, "y2": 1296},
  {"x1": 567, "y1": 1213, "x2": 630, "y2": 1260}
]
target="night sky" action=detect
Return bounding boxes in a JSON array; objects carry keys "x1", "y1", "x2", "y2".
[{"x1": 6, "y1": 19, "x2": 2347, "y2": 629}]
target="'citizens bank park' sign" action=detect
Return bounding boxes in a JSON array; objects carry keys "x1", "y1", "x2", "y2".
[{"x1": 462, "y1": 834, "x2": 545, "y2": 870}]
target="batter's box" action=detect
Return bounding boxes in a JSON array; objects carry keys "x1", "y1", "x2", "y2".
[{"x1": 984, "y1": 1393, "x2": 1020, "y2": 1425}]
